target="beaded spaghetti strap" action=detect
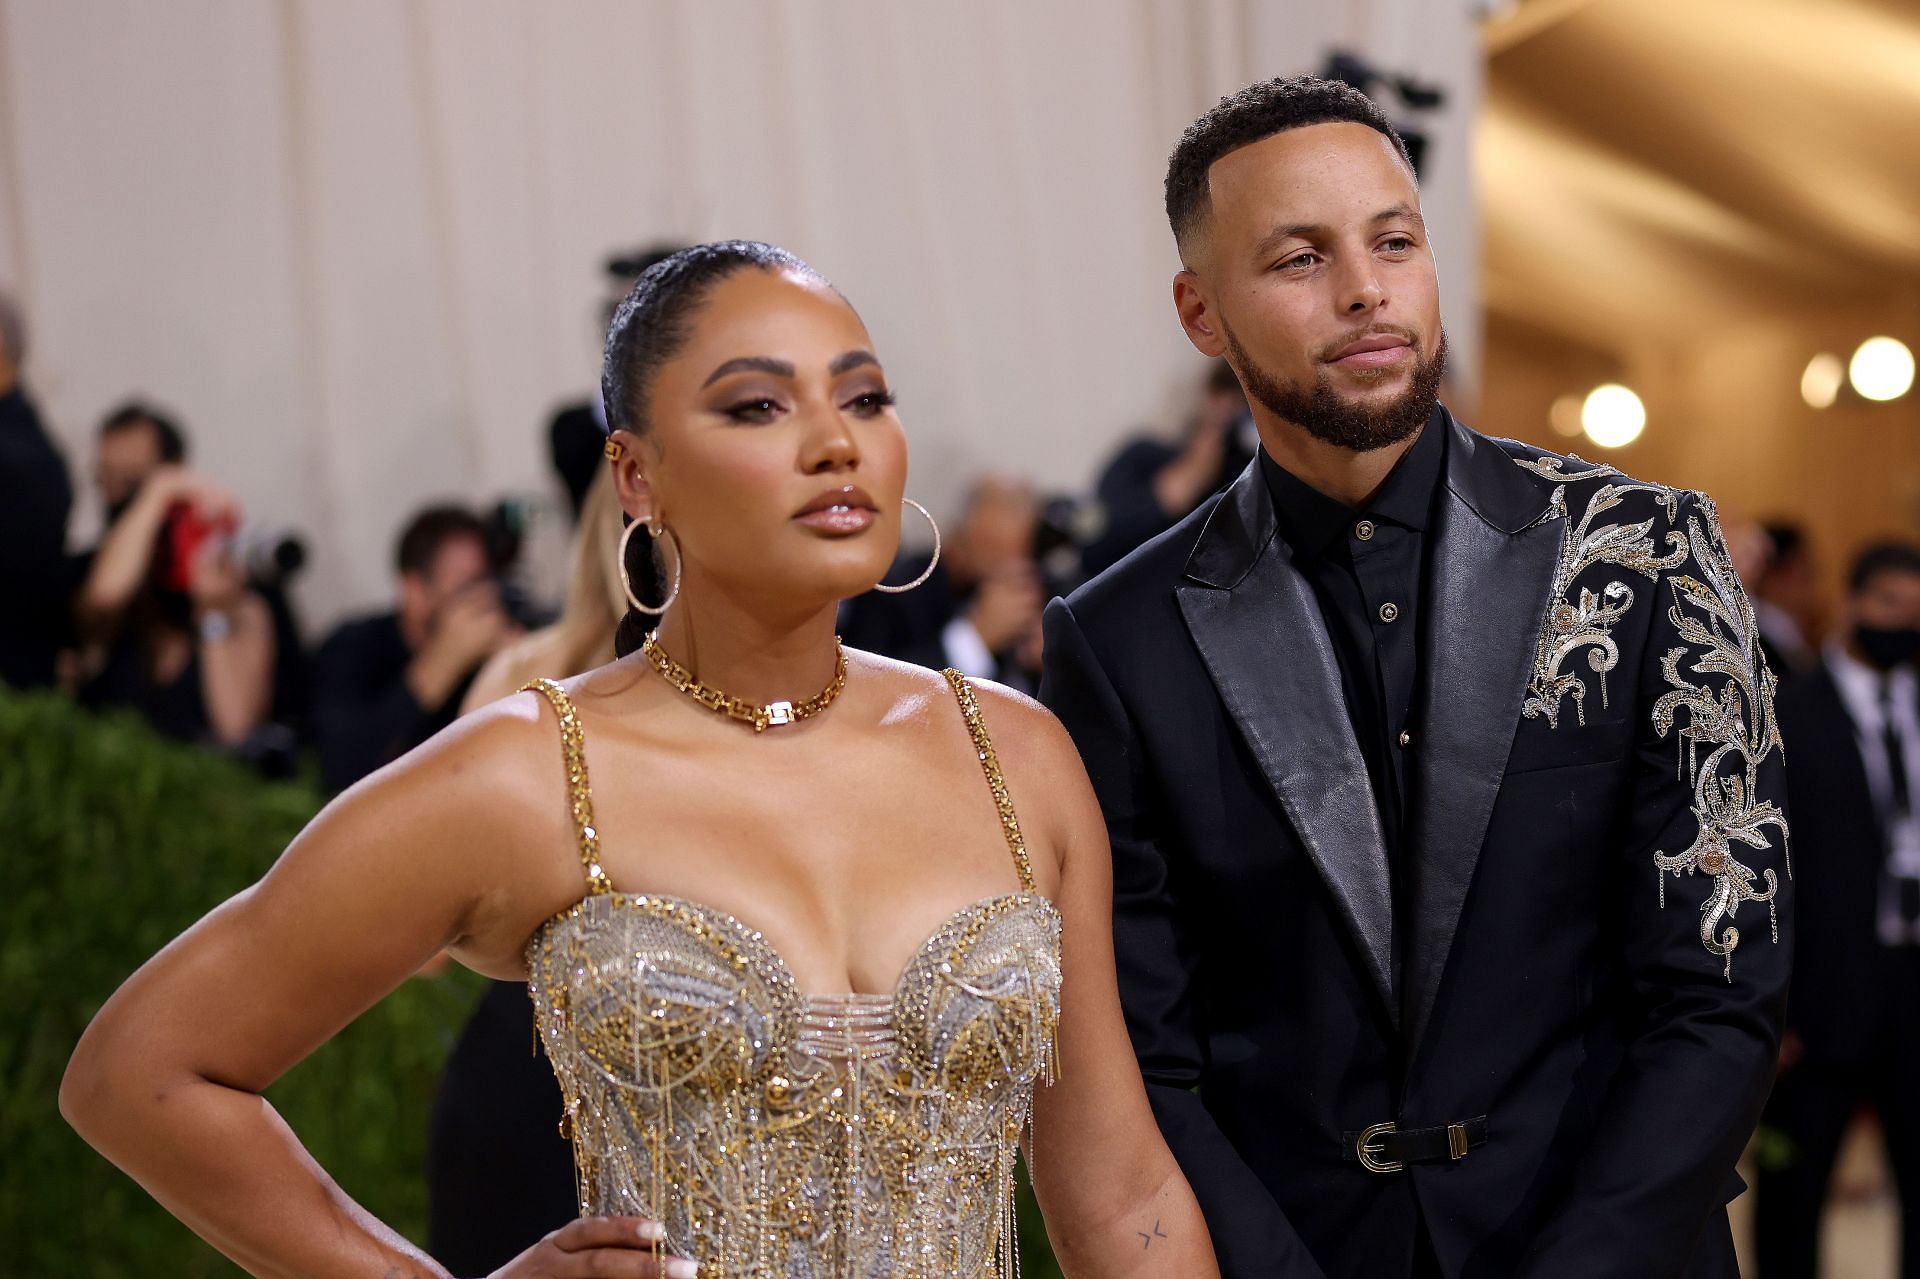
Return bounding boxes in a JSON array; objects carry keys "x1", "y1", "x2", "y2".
[
  {"x1": 521, "y1": 678, "x2": 615, "y2": 896},
  {"x1": 941, "y1": 669, "x2": 1037, "y2": 893}
]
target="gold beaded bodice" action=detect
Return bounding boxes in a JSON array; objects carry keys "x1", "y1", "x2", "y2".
[{"x1": 521, "y1": 671, "x2": 1062, "y2": 1279}]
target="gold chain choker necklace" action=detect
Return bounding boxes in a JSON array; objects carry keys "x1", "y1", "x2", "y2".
[{"x1": 641, "y1": 634, "x2": 848, "y2": 733}]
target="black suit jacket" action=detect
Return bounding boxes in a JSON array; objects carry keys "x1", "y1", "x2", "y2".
[
  {"x1": 0, "y1": 387, "x2": 74, "y2": 690},
  {"x1": 1776, "y1": 663, "x2": 1889, "y2": 1063},
  {"x1": 1041, "y1": 414, "x2": 1790, "y2": 1278}
]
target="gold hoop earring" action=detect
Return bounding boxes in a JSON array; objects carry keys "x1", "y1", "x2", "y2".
[
  {"x1": 872, "y1": 499, "x2": 941, "y2": 595},
  {"x1": 619, "y1": 517, "x2": 682, "y2": 616}
]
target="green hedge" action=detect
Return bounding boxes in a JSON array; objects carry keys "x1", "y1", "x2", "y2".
[
  {"x1": 0, "y1": 688, "x2": 1062, "y2": 1276},
  {"x1": 0, "y1": 689, "x2": 483, "y2": 1274}
]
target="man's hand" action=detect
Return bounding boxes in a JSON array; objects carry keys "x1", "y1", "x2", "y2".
[
  {"x1": 966, "y1": 564, "x2": 1044, "y2": 654},
  {"x1": 186, "y1": 536, "x2": 249, "y2": 614},
  {"x1": 406, "y1": 580, "x2": 520, "y2": 712}
]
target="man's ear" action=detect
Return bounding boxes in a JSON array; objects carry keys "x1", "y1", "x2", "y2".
[{"x1": 1174, "y1": 271, "x2": 1228, "y2": 359}]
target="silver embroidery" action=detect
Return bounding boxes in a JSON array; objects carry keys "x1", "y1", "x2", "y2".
[
  {"x1": 1650, "y1": 498, "x2": 1789, "y2": 979},
  {"x1": 1513, "y1": 452, "x2": 1617, "y2": 484},
  {"x1": 1520, "y1": 468, "x2": 1688, "y2": 727}
]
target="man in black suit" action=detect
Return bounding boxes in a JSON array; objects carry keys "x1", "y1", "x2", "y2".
[
  {"x1": 0, "y1": 291, "x2": 74, "y2": 691},
  {"x1": 1754, "y1": 541, "x2": 1920, "y2": 1279},
  {"x1": 1040, "y1": 77, "x2": 1790, "y2": 1278}
]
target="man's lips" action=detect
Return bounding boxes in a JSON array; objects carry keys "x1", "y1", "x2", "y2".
[{"x1": 1328, "y1": 334, "x2": 1413, "y2": 368}]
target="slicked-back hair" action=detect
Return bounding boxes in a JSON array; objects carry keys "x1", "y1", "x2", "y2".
[
  {"x1": 597, "y1": 240, "x2": 828, "y2": 657},
  {"x1": 600, "y1": 239, "x2": 823, "y2": 439},
  {"x1": 1165, "y1": 76, "x2": 1414, "y2": 252}
]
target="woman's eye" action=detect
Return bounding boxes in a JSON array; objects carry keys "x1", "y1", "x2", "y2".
[
  {"x1": 724, "y1": 399, "x2": 780, "y2": 423},
  {"x1": 847, "y1": 390, "x2": 896, "y2": 415}
]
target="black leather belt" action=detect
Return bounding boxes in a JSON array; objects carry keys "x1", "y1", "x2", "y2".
[{"x1": 1342, "y1": 1116, "x2": 1489, "y2": 1174}]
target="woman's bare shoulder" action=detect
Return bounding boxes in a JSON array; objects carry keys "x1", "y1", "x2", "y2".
[
  {"x1": 951, "y1": 675, "x2": 1083, "y2": 778},
  {"x1": 317, "y1": 690, "x2": 583, "y2": 948}
]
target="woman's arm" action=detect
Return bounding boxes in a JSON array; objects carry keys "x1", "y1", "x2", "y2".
[
  {"x1": 194, "y1": 588, "x2": 275, "y2": 745},
  {"x1": 59, "y1": 695, "x2": 689, "y2": 1278},
  {"x1": 188, "y1": 531, "x2": 278, "y2": 747},
  {"x1": 975, "y1": 686, "x2": 1219, "y2": 1278},
  {"x1": 73, "y1": 467, "x2": 222, "y2": 641}
]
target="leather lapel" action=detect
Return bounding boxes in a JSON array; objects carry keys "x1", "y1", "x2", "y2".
[
  {"x1": 1403, "y1": 420, "x2": 1562, "y2": 1057},
  {"x1": 1177, "y1": 464, "x2": 1397, "y2": 1019}
]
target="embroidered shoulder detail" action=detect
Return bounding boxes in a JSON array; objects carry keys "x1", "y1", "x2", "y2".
[
  {"x1": 1512, "y1": 451, "x2": 1618, "y2": 484},
  {"x1": 1524, "y1": 478, "x2": 1687, "y2": 727},
  {"x1": 1650, "y1": 495, "x2": 1789, "y2": 979}
]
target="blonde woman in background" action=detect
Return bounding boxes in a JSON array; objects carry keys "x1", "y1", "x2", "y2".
[{"x1": 461, "y1": 469, "x2": 628, "y2": 714}]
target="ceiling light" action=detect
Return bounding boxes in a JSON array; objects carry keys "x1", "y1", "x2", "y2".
[
  {"x1": 1850, "y1": 336, "x2": 1915, "y2": 402},
  {"x1": 1581, "y1": 384, "x2": 1645, "y2": 449},
  {"x1": 1800, "y1": 353, "x2": 1844, "y2": 409}
]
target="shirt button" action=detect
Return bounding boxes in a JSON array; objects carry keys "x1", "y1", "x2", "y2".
[
  {"x1": 1354, "y1": 519, "x2": 1376, "y2": 541},
  {"x1": 1399, "y1": 730, "x2": 1412, "y2": 748},
  {"x1": 1378, "y1": 601, "x2": 1401, "y2": 624}
]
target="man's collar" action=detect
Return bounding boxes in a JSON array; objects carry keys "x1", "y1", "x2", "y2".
[{"x1": 1257, "y1": 404, "x2": 1447, "y2": 557}]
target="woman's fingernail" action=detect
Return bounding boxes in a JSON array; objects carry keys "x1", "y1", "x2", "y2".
[
  {"x1": 663, "y1": 1259, "x2": 701, "y2": 1279},
  {"x1": 637, "y1": 1220, "x2": 666, "y2": 1242}
]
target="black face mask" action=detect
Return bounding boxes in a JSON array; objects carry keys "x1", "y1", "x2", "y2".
[{"x1": 1855, "y1": 624, "x2": 1920, "y2": 671}]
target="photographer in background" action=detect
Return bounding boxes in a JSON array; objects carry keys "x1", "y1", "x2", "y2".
[
  {"x1": 1080, "y1": 359, "x2": 1252, "y2": 576},
  {"x1": 312, "y1": 505, "x2": 521, "y2": 793},
  {"x1": 0, "y1": 289, "x2": 74, "y2": 691},
  {"x1": 839, "y1": 473, "x2": 1047, "y2": 691},
  {"x1": 71, "y1": 404, "x2": 276, "y2": 748}
]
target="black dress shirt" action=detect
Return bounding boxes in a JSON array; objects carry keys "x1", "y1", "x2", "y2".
[{"x1": 1258, "y1": 410, "x2": 1446, "y2": 868}]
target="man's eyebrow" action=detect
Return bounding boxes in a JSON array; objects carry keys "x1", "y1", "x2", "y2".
[
  {"x1": 701, "y1": 356, "x2": 796, "y2": 388},
  {"x1": 1253, "y1": 222, "x2": 1325, "y2": 261},
  {"x1": 1251, "y1": 205, "x2": 1426, "y2": 261}
]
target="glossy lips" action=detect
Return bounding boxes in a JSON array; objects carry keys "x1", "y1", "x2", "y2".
[{"x1": 793, "y1": 485, "x2": 878, "y2": 534}]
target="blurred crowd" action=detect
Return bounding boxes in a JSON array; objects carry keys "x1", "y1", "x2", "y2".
[
  {"x1": 7, "y1": 251, "x2": 1920, "y2": 1274},
  {"x1": 0, "y1": 258, "x2": 1270, "y2": 796}
]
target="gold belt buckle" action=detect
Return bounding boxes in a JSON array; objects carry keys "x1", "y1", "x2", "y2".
[
  {"x1": 1356, "y1": 1120, "x2": 1403, "y2": 1174},
  {"x1": 1447, "y1": 1121, "x2": 1471, "y2": 1161}
]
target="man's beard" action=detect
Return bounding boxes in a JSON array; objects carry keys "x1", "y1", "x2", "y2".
[{"x1": 1224, "y1": 322, "x2": 1448, "y2": 453}]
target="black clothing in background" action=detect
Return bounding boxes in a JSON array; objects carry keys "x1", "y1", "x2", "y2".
[
  {"x1": 548, "y1": 401, "x2": 602, "y2": 523},
  {"x1": 837, "y1": 555, "x2": 955, "y2": 672},
  {"x1": 1080, "y1": 425, "x2": 1255, "y2": 578},
  {"x1": 838, "y1": 557, "x2": 1035, "y2": 690},
  {"x1": 0, "y1": 387, "x2": 73, "y2": 690},
  {"x1": 1042, "y1": 412, "x2": 1788, "y2": 1278},
  {"x1": 78, "y1": 621, "x2": 210, "y2": 742},
  {"x1": 426, "y1": 981, "x2": 577, "y2": 1274},
  {"x1": 1258, "y1": 415, "x2": 1443, "y2": 871},
  {"x1": 312, "y1": 612, "x2": 465, "y2": 793},
  {"x1": 1754, "y1": 663, "x2": 1920, "y2": 1279}
]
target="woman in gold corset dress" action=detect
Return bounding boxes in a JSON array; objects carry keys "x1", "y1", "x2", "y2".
[{"x1": 62, "y1": 242, "x2": 1220, "y2": 1278}]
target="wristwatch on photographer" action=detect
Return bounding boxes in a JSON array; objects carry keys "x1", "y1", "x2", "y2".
[{"x1": 197, "y1": 608, "x2": 234, "y2": 644}]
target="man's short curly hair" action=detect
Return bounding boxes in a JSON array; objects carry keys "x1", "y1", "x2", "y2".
[{"x1": 1165, "y1": 76, "x2": 1413, "y2": 251}]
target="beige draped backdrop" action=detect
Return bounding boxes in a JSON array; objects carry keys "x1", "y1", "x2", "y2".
[{"x1": 0, "y1": 0, "x2": 1480, "y2": 627}]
